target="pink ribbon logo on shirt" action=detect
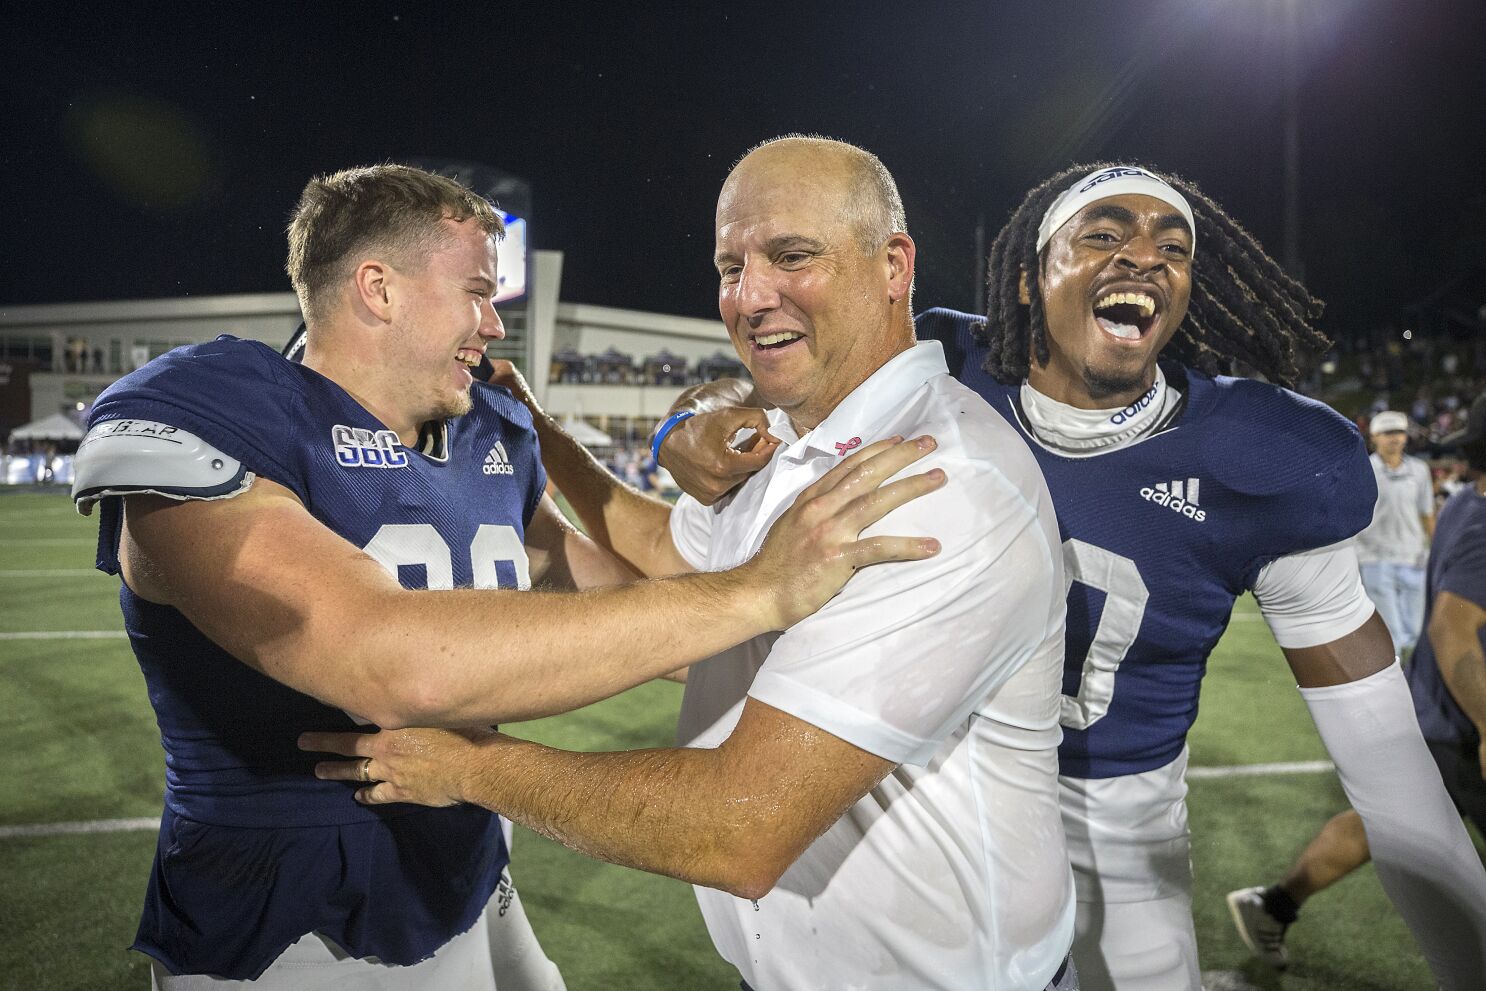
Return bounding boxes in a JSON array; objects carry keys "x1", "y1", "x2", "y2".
[{"x1": 834, "y1": 437, "x2": 862, "y2": 457}]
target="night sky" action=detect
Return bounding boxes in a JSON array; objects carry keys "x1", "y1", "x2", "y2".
[{"x1": 5, "y1": 1, "x2": 1482, "y2": 339}]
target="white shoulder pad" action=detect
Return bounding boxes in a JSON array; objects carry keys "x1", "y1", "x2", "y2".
[{"x1": 72, "y1": 419, "x2": 253, "y2": 515}]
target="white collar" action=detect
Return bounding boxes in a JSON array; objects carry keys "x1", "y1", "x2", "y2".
[
  {"x1": 1019, "y1": 366, "x2": 1182, "y2": 455},
  {"x1": 766, "y1": 341, "x2": 950, "y2": 459}
]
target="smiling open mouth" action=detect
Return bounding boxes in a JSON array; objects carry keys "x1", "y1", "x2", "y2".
[
  {"x1": 1092, "y1": 291, "x2": 1158, "y2": 341},
  {"x1": 752, "y1": 331, "x2": 804, "y2": 351}
]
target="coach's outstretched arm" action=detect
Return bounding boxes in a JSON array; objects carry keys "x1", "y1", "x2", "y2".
[
  {"x1": 308, "y1": 699, "x2": 894, "y2": 900},
  {"x1": 302, "y1": 452, "x2": 1056, "y2": 901},
  {"x1": 120, "y1": 436, "x2": 943, "y2": 729},
  {"x1": 1283, "y1": 613, "x2": 1486, "y2": 988}
]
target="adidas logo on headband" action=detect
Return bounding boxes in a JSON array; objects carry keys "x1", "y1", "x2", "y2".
[
  {"x1": 1036, "y1": 165, "x2": 1196, "y2": 255},
  {"x1": 1078, "y1": 167, "x2": 1156, "y2": 193}
]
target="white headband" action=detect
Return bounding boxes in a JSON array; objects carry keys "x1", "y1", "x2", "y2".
[{"x1": 1035, "y1": 166, "x2": 1196, "y2": 255}]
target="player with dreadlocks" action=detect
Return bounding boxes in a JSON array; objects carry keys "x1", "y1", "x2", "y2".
[
  {"x1": 913, "y1": 164, "x2": 1486, "y2": 991},
  {"x1": 975, "y1": 161, "x2": 1328, "y2": 390},
  {"x1": 654, "y1": 161, "x2": 1486, "y2": 990}
]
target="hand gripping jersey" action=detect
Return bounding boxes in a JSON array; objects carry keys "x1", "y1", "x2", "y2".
[
  {"x1": 916, "y1": 309, "x2": 1376, "y2": 778},
  {"x1": 73, "y1": 337, "x2": 545, "y2": 979}
]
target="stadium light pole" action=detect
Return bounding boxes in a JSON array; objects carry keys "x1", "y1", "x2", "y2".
[{"x1": 1281, "y1": 0, "x2": 1304, "y2": 280}]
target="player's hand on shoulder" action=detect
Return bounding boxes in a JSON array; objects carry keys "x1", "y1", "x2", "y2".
[
  {"x1": 746, "y1": 435, "x2": 944, "y2": 629},
  {"x1": 659, "y1": 406, "x2": 782, "y2": 505},
  {"x1": 300, "y1": 726, "x2": 498, "y2": 808}
]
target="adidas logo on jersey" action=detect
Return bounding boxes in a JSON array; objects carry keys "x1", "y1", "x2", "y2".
[
  {"x1": 332, "y1": 425, "x2": 409, "y2": 469},
  {"x1": 1140, "y1": 478, "x2": 1207, "y2": 522},
  {"x1": 483, "y1": 440, "x2": 515, "y2": 476}
]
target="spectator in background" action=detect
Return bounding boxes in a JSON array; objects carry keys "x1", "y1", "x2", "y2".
[
  {"x1": 1357, "y1": 410, "x2": 1436, "y2": 656},
  {"x1": 1411, "y1": 392, "x2": 1431, "y2": 425},
  {"x1": 1439, "y1": 460, "x2": 1471, "y2": 502}
]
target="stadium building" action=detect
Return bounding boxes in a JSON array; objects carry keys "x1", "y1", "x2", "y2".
[{"x1": 0, "y1": 248, "x2": 742, "y2": 482}]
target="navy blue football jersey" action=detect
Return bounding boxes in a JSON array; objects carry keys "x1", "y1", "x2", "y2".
[
  {"x1": 917, "y1": 308, "x2": 1376, "y2": 778},
  {"x1": 79, "y1": 336, "x2": 544, "y2": 978},
  {"x1": 1408, "y1": 485, "x2": 1486, "y2": 749}
]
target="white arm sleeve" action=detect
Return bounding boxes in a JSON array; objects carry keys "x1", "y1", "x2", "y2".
[
  {"x1": 1253, "y1": 541, "x2": 1376, "y2": 649},
  {"x1": 1302, "y1": 662, "x2": 1486, "y2": 989}
]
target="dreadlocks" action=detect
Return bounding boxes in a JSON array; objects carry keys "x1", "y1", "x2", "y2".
[{"x1": 980, "y1": 162, "x2": 1328, "y2": 389}]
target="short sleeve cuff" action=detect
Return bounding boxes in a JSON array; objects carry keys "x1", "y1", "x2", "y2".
[
  {"x1": 667, "y1": 494, "x2": 712, "y2": 571},
  {"x1": 1268, "y1": 593, "x2": 1376, "y2": 650},
  {"x1": 749, "y1": 671, "x2": 936, "y2": 766},
  {"x1": 1255, "y1": 541, "x2": 1379, "y2": 650}
]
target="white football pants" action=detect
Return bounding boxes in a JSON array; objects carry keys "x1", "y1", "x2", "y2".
[
  {"x1": 150, "y1": 867, "x2": 565, "y2": 991},
  {"x1": 1060, "y1": 749, "x2": 1201, "y2": 991}
]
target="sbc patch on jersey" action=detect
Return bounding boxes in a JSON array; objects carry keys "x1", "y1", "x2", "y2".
[{"x1": 332, "y1": 425, "x2": 409, "y2": 468}]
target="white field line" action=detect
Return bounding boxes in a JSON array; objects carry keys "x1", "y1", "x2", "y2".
[
  {"x1": 0, "y1": 631, "x2": 127, "y2": 640},
  {"x1": 0, "y1": 569, "x2": 102, "y2": 577},
  {"x1": 0, "y1": 816, "x2": 156, "y2": 839},
  {"x1": 0, "y1": 762, "x2": 1335, "y2": 841},
  {"x1": 1187, "y1": 759, "x2": 1333, "y2": 779},
  {"x1": 0, "y1": 538, "x2": 95, "y2": 545}
]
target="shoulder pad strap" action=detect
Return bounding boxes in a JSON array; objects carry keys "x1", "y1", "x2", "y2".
[{"x1": 72, "y1": 419, "x2": 252, "y2": 514}]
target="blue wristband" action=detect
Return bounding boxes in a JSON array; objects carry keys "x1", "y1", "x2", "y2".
[{"x1": 651, "y1": 410, "x2": 696, "y2": 462}]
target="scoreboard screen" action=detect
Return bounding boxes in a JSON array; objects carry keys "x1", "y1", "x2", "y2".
[
  {"x1": 494, "y1": 211, "x2": 527, "y2": 303},
  {"x1": 407, "y1": 157, "x2": 532, "y2": 304}
]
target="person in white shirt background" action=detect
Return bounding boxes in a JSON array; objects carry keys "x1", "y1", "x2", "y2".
[{"x1": 1356, "y1": 409, "x2": 1436, "y2": 657}]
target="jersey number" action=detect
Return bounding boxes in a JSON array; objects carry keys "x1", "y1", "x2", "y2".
[
  {"x1": 363, "y1": 524, "x2": 530, "y2": 590},
  {"x1": 1060, "y1": 538, "x2": 1149, "y2": 730}
]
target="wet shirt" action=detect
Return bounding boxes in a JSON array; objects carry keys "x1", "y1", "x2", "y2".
[{"x1": 669, "y1": 342, "x2": 1075, "y2": 990}]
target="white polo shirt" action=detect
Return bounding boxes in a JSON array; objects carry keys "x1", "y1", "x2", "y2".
[{"x1": 668, "y1": 342, "x2": 1075, "y2": 991}]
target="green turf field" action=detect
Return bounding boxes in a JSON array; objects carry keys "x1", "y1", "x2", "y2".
[{"x1": 0, "y1": 489, "x2": 1460, "y2": 989}]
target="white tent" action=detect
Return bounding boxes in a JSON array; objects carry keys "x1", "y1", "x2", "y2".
[
  {"x1": 560, "y1": 415, "x2": 615, "y2": 448},
  {"x1": 8, "y1": 413, "x2": 85, "y2": 444}
]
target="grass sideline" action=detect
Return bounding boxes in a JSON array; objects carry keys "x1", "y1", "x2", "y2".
[{"x1": 0, "y1": 490, "x2": 1453, "y2": 989}]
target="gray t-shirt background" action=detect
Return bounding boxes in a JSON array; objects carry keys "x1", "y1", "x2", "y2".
[{"x1": 1355, "y1": 452, "x2": 1434, "y2": 567}]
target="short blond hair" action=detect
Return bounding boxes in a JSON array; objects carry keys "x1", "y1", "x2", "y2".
[{"x1": 286, "y1": 164, "x2": 504, "y2": 323}]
